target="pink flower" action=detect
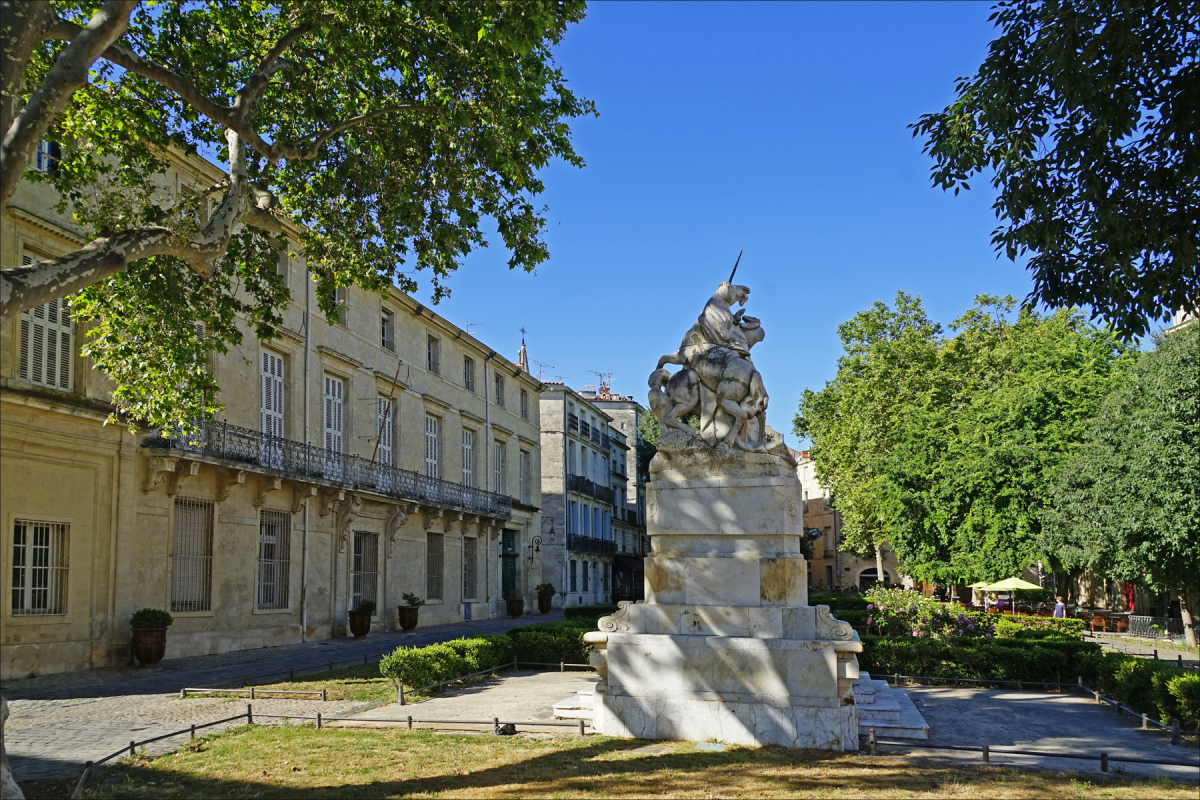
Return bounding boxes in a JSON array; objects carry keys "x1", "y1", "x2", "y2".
[
  {"x1": 912, "y1": 631, "x2": 919, "y2": 637},
  {"x1": 866, "y1": 618, "x2": 873, "y2": 625},
  {"x1": 867, "y1": 604, "x2": 874, "y2": 610},
  {"x1": 880, "y1": 605, "x2": 887, "y2": 612}
]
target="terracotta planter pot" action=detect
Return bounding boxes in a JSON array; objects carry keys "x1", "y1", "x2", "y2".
[
  {"x1": 397, "y1": 605, "x2": 420, "y2": 632},
  {"x1": 348, "y1": 610, "x2": 372, "y2": 638},
  {"x1": 507, "y1": 597, "x2": 524, "y2": 619},
  {"x1": 538, "y1": 596, "x2": 553, "y2": 615},
  {"x1": 131, "y1": 627, "x2": 168, "y2": 668}
]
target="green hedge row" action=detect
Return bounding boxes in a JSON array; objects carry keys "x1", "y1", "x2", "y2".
[
  {"x1": 993, "y1": 616, "x2": 1086, "y2": 637},
  {"x1": 563, "y1": 604, "x2": 618, "y2": 622},
  {"x1": 860, "y1": 636, "x2": 1198, "y2": 728}
]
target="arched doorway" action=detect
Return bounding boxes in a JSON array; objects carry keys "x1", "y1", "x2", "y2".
[{"x1": 857, "y1": 568, "x2": 890, "y2": 591}]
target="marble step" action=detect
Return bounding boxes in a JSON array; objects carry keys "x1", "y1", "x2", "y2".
[
  {"x1": 858, "y1": 685, "x2": 929, "y2": 740},
  {"x1": 553, "y1": 688, "x2": 594, "y2": 720},
  {"x1": 853, "y1": 678, "x2": 902, "y2": 721}
]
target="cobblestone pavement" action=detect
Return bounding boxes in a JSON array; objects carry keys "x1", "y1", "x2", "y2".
[{"x1": 3, "y1": 612, "x2": 563, "y2": 782}]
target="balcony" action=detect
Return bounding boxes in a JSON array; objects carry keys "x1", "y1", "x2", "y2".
[
  {"x1": 144, "y1": 420, "x2": 512, "y2": 519},
  {"x1": 822, "y1": 548, "x2": 835, "y2": 558},
  {"x1": 567, "y1": 533, "x2": 616, "y2": 555},
  {"x1": 579, "y1": 420, "x2": 590, "y2": 438},
  {"x1": 567, "y1": 413, "x2": 579, "y2": 433},
  {"x1": 600, "y1": 433, "x2": 610, "y2": 451},
  {"x1": 591, "y1": 428, "x2": 602, "y2": 445}
]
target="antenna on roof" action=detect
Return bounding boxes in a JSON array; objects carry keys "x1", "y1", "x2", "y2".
[
  {"x1": 589, "y1": 370, "x2": 614, "y2": 395},
  {"x1": 532, "y1": 359, "x2": 556, "y2": 382},
  {"x1": 465, "y1": 321, "x2": 485, "y2": 335},
  {"x1": 728, "y1": 250, "x2": 743, "y2": 284}
]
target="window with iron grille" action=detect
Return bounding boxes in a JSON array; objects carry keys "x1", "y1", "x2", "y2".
[
  {"x1": 18, "y1": 255, "x2": 73, "y2": 391},
  {"x1": 257, "y1": 510, "x2": 291, "y2": 610},
  {"x1": 171, "y1": 498, "x2": 214, "y2": 612},
  {"x1": 11, "y1": 519, "x2": 68, "y2": 615},
  {"x1": 519, "y1": 450, "x2": 531, "y2": 504},
  {"x1": 462, "y1": 428, "x2": 475, "y2": 486},
  {"x1": 426, "y1": 532, "x2": 444, "y2": 600},
  {"x1": 427, "y1": 336, "x2": 440, "y2": 374},
  {"x1": 425, "y1": 415, "x2": 440, "y2": 478},
  {"x1": 520, "y1": 389, "x2": 528, "y2": 419},
  {"x1": 352, "y1": 530, "x2": 379, "y2": 613},
  {"x1": 463, "y1": 536, "x2": 478, "y2": 600},
  {"x1": 382, "y1": 309, "x2": 395, "y2": 351},
  {"x1": 493, "y1": 440, "x2": 506, "y2": 494},
  {"x1": 494, "y1": 374, "x2": 505, "y2": 406},
  {"x1": 463, "y1": 357, "x2": 475, "y2": 392}
]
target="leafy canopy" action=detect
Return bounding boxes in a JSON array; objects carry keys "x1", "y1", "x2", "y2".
[
  {"x1": 795, "y1": 293, "x2": 1134, "y2": 585},
  {"x1": 14, "y1": 0, "x2": 593, "y2": 430},
  {"x1": 911, "y1": 0, "x2": 1199, "y2": 337}
]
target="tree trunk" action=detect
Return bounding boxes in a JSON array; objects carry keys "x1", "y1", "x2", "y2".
[
  {"x1": 1179, "y1": 586, "x2": 1199, "y2": 648},
  {"x1": 876, "y1": 544, "x2": 885, "y2": 586}
]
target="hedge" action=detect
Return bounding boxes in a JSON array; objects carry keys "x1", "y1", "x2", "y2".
[
  {"x1": 563, "y1": 604, "x2": 618, "y2": 622},
  {"x1": 993, "y1": 616, "x2": 1086, "y2": 638},
  {"x1": 860, "y1": 636, "x2": 1198, "y2": 728},
  {"x1": 378, "y1": 635, "x2": 513, "y2": 691},
  {"x1": 505, "y1": 619, "x2": 594, "y2": 664}
]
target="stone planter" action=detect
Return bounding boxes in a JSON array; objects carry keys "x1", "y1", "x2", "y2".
[
  {"x1": 131, "y1": 627, "x2": 168, "y2": 668},
  {"x1": 538, "y1": 596, "x2": 553, "y2": 615},
  {"x1": 348, "y1": 610, "x2": 372, "y2": 638},
  {"x1": 507, "y1": 596, "x2": 524, "y2": 619},
  {"x1": 397, "y1": 605, "x2": 419, "y2": 632}
]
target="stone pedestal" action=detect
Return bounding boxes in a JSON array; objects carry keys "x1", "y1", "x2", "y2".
[{"x1": 589, "y1": 431, "x2": 861, "y2": 750}]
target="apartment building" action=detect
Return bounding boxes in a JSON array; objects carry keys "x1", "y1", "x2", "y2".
[{"x1": 1, "y1": 147, "x2": 543, "y2": 680}]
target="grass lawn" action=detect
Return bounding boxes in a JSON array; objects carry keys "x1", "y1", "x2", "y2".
[{"x1": 50, "y1": 724, "x2": 1195, "y2": 799}]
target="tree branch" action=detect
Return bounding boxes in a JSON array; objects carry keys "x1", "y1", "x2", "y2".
[
  {"x1": 1, "y1": 0, "x2": 137, "y2": 214},
  {"x1": 1, "y1": 0, "x2": 55, "y2": 141},
  {"x1": 271, "y1": 106, "x2": 437, "y2": 160}
]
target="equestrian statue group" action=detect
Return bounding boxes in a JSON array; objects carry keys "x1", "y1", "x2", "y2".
[{"x1": 649, "y1": 255, "x2": 773, "y2": 453}]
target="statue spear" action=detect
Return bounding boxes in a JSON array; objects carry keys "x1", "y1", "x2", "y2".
[{"x1": 729, "y1": 250, "x2": 743, "y2": 284}]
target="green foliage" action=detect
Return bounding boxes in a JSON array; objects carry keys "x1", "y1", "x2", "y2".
[
  {"x1": 130, "y1": 608, "x2": 174, "y2": 629},
  {"x1": 636, "y1": 412, "x2": 662, "y2": 478},
  {"x1": 563, "y1": 604, "x2": 618, "y2": 622},
  {"x1": 377, "y1": 635, "x2": 513, "y2": 690},
  {"x1": 1089, "y1": 653, "x2": 1199, "y2": 728},
  {"x1": 992, "y1": 616, "x2": 1086, "y2": 638},
  {"x1": 534, "y1": 583, "x2": 557, "y2": 599},
  {"x1": 29, "y1": 0, "x2": 594, "y2": 431},
  {"x1": 910, "y1": 0, "x2": 1199, "y2": 337},
  {"x1": 505, "y1": 618, "x2": 594, "y2": 663},
  {"x1": 401, "y1": 593, "x2": 425, "y2": 608},
  {"x1": 862, "y1": 588, "x2": 996, "y2": 640},
  {"x1": 1043, "y1": 324, "x2": 1200, "y2": 644},
  {"x1": 796, "y1": 293, "x2": 1134, "y2": 585},
  {"x1": 353, "y1": 600, "x2": 376, "y2": 616}
]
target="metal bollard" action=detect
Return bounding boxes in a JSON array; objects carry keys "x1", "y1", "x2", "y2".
[
  {"x1": 893, "y1": 673, "x2": 899, "y2": 686},
  {"x1": 1017, "y1": 679, "x2": 1022, "y2": 690},
  {"x1": 290, "y1": 668, "x2": 294, "y2": 679},
  {"x1": 130, "y1": 740, "x2": 136, "y2": 758},
  {"x1": 179, "y1": 689, "x2": 185, "y2": 699},
  {"x1": 1093, "y1": 690, "x2": 1100, "y2": 703},
  {"x1": 1100, "y1": 752, "x2": 1108, "y2": 773},
  {"x1": 1153, "y1": 649, "x2": 1158, "y2": 660},
  {"x1": 1178, "y1": 655, "x2": 1183, "y2": 667},
  {"x1": 316, "y1": 712, "x2": 322, "y2": 729},
  {"x1": 1141, "y1": 713, "x2": 1149, "y2": 730},
  {"x1": 494, "y1": 717, "x2": 501, "y2": 735},
  {"x1": 250, "y1": 687, "x2": 256, "y2": 700},
  {"x1": 407, "y1": 715, "x2": 413, "y2": 730},
  {"x1": 561, "y1": 662, "x2": 565, "y2": 673},
  {"x1": 322, "y1": 688, "x2": 327, "y2": 702},
  {"x1": 1077, "y1": 676, "x2": 1083, "y2": 687},
  {"x1": 981, "y1": 745, "x2": 989, "y2": 763},
  {"x1": 329, "y1": 661, "x2": 333, "y2": 673},
  {"x1": 399, "y1": 684, "x2": 404, "y2": 705},
  {"x1": 190, "y1": 724, "x2": 196, "y2": 739},
  {"x1": 1171, "y1": 718, "x2": 1181, "y2": 746},
  {"x1": 247, "y1": 703, "x2": 253, "y2": 724},
  {"x1": 868, "y1": 728, "x2": 878, "y2": 756},
  {"x1": 954, "y1": 677, "x2": 958, "y2": 687}
]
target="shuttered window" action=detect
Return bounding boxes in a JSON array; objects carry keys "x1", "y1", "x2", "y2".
[
  {"x1": 381, "y1": 310, "x2": 395, "y2": 351},
  {"x1": 463, "y1": 536, "x2": 478, "y2": 600},
  {"x1": 18, "y1": 256, "x2": 73, "y2": 391},
  {"x1": 494, "y1": 374, "x2": 505, "y2": 406},
  {"x1": 519, "y1": 450, "x2": 531, "y2": 504},
  {"x1": 260, "y1": 351, "x2": 284, "y2": 438},
  {"x1": 463, "y1": 357, "x2": 475, "y2": 392},
  {"x1": 569, "y1": 560, "x2": 577, "y2": 592},
  {"x1": 257, "y1": 510, "x2": 291, "y2": 610},
  {"x1": 425, "y1": 415, "x2": 440, "y2": 477},
  {"x1": 171, "y1": 498, "x2": 214, "y2": 612},
  {"x1": 462, "y1": 428, "x2": 475, "y2": 487},
  {"x1": 11, "y1": 520, "x2": 68, "y2": 615},
  {"x1": 520, "y1": 390, "x2": 528, "y2": 419},
  {"x1": 324, "y1": 376, "x2": 344, "y2": 452},
  {"x1": 352, "y1": 531, "x2": 379, "y2": 612},
  {"x1": 377, "y1": 399, "x2": 394, "y2": 466},
  {"x1": 426, "y1": 532, "x2": 444, "y2": 600},
  {"x1": 493, "y1": 441, "x2": 506, "y2": 494}
]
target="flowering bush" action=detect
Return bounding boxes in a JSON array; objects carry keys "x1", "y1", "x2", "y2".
[{"x1": 862, "y1": 586, "x2": 995, "y2": 640}]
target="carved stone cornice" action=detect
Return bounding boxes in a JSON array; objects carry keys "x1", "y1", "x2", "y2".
[
  {"x1": 444, "y1": 511, "x2": 465, "y2": 537},
  {"x1": 336, "y1": 493, "x2": 362, "y2": 553},
  {"x1": 423, "y1": 507, "x2": 443, "y2": 531},
  {"x1": 142, "y1": 456, "x2": 178, "y2": 494},
  {"x1": 252, "y1": 476, "x2": 283, "y2": 508},
  {"x1": 385, "y1": 504, "x2": 409, "y2": 557},
  {"x1": 164, "y1": 460, "x2": 200, "y2": 496},
  {"x1": 318, "y1": 488, "x2": 345, "y2": 517},
  {"x1": 215, "y1": 469, "x2": 246, "y2": 503},
  {"x1": 815, "y1": 605, "x2": 854, "y2": 641},
  {"x1": 291, "y1": 485, "x2": 317, "y2": 514}
]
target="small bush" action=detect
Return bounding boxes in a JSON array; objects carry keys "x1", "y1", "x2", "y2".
[
  {"x1": 443, "y1": 635, "x2": 513, "y2": 673},
  {"x1": 379, "y1": 643, "x2": 468, "y2": 690},
  {"x1": 564, "y1": 604, "x2": 618, "y2": 622},
  {"x1": 130, "y1": 608, "x2": 173, "y2": 629},
  {"x1": 354, "y1": 600, "x2": 376, "y2": 615},
  {"x1": 506, "y1": 619, "x2": 593, "y2": 664}
]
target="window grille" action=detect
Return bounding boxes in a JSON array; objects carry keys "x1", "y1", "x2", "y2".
[
  {"x1": 426, "y1": 532, "x2": 444, "y2": 600},
  {"x1": 493, "y1": 441, "x2": 506, "y2": 494},
  {"x1": 427, "y1": 336, "x2": 440, "y2": 374},
  {"x1": 381, "y1": 310, "x2": 395, "y2": 351},
  {"x1": 494, "y1": 374, "x2": 505, "y2": 406},
  {"x1": 425, "y1": 415, "x2": 440, "y2": 478},
  {"x1": 462, "y1": 429, "x2": 475, "y2": 487},
  {"x1": 376, "y1": 399, "x2": 394, "y2": 466},
  {"x1": 18, "y1": 255, "x2": 73, "y2": 391},
  {"x1": 352, "y1": 531, "x2": 379, "y2": 612},
  {"x1": 463, "y1": 536, "x2": 478, "y2": 600},
  {"x1": 11, "y1": 519, "x2": 68, "y2": 615},
  {"x1": 520, "y1": 390, "x2": 528, "y2": 419},
  {"x1": 519, "y1": 450, "x2": 531, "y2": 504},
  {"x1": 171, "y1": 498, "x2": 214, "y2": 612},
  {"x1": 463, "y1": 357, "x2": 475, "y2": 392},
  {"x1": 257, "y1": 510, "x2": 291, "y2": 609}
]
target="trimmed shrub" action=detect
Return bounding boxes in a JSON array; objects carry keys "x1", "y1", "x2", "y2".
[
  {"x1": 378, "y1": 643, "x2": 468, "y2": 690},
  {"x1": 443, "y1": 635, "x2": 513, "y2": 673},
  {"x1": 994, "y1": 615, "x2": 1086, "y2": 637},
  {"x1": 130, "y1": 608, "x2": 174, "y2": 628},
  {"x1": 809, "y1": 594, "x2": 871, "y2": 611},
  {"x1": 564, "y1": 604, "x2": 618, "y2": 622},
  {"x1": 505, "y1": 620, "x2": 593, "y2": 664}
]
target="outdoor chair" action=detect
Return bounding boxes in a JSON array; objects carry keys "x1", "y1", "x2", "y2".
[{"x1": 1090, "y1": 614, "x2": 1109, "y2": 633}]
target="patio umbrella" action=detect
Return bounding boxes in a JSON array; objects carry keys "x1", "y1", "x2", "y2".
[
  {"x1": 967, "y1": 581, "x2": 989, "y2": 606},
  {"x1": 981, "y1": 577, "x2": 1043, "y2": 612}
]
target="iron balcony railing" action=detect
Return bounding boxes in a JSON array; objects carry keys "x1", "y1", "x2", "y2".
[
  {"x1": 567, "y1": 533, "x2": 616, "y2": 555},
  {"x1": 566, "y1": 474, "x2": 615, "y2": 506},
  {"x1": 591, "y1": 428, "x2": 602, "y2": 445},
  {"x1": 567, "y1": 413, "x2": 579, "y2": 433},
  {"x1": 144, "y1": 420, "x2": 512, "y2": 519},
  {"x1": 600, "y1": 433, "x2": 611, "y2": 451},
  {"x1": 579, "y1": 420, "x2": 590, "y2": 438}
]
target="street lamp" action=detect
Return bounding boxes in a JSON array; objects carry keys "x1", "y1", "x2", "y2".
[{"x1": 528, "y1": 536, "x2": 542, "y2": 563}]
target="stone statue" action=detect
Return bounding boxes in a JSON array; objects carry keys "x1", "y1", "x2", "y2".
[{"x1": 651, "y1": 281, "x2": 773, "y2": 452}]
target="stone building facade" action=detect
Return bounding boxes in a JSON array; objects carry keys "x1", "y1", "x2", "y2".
[
  {"x1": 1, "y1": 148, "x2": 543, "y2": 680},
  {"x1": 587, "y1": 389, "x2": 649, "y2": 602}
]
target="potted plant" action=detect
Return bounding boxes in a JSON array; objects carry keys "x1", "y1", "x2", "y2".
[
  {"x1": 506, "y1": 593, "x2": 524, "y2": 619},
  {"x1": 130, "y1": 608, "x2": 173, "y2": 668},
  {"x1": 398, "y1": 593, "x2": 423, "y2": 632},
  {"x1": 348, "y1": 600, "x2": 375, "y2": 638},
  {"x1": 535, "y1": 583, "x2": 556, "y2": 615}
]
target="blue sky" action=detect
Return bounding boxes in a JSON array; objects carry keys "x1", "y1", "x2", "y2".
[{"x1": 424, "y1": 1, "x2": 1033, "y2": 443}]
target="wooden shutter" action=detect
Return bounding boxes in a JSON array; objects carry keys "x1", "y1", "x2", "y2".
[
  {"x1": 18, "y1": 255, "x2": 72, "y2": 391},
  {"x1": 260, "y1": 351, "x2": 284, "y2": 438},
  {"x1": 377, "y1": 399, "x2": 393, "y2": 466},
  {"x1": 425, "y1": 415, "x2": 439, "y2": 477},
  {"x1": 324, "y1": 376, "x2": 344, "y2": 452}
]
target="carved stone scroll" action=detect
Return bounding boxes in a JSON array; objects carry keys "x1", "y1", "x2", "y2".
[
  {"x1": 814, "y1": 605, "x2": 854, "y2": 641},
  {"x1": 336, "y1": 494, "x2": 362, "y2": 554},
  {"x1": 319, "y1": 488, "x2": 345, "y2": 517},
  {"x1": 215, "y1": 470, "x2": 246, "y2": 503},
  {"x1": 291, "y1": 485, "x2": 317, "y2": 514},
  {"x1": 164, "y1": 460, "x2": 200, "y2": 496},
  {"x1": 423, "y1": 508, "x2": 443, "y2": 531},
  {"x1": 142, "y1": 456, "x2": 178, "y2": 494},
  {"x1": 385, "y1": 505, "x2": 409, "y2": 557},
  {"x1": 252, "y1": 476, "x2": 282, "y2": 508},
  {"x1": 597, "y1": 601, "x2": 633, "y2": 633}
]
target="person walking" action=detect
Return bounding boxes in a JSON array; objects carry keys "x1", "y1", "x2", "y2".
[{"x1": 1053, "y1": 595, "x2": 1067, "y2": 619}]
